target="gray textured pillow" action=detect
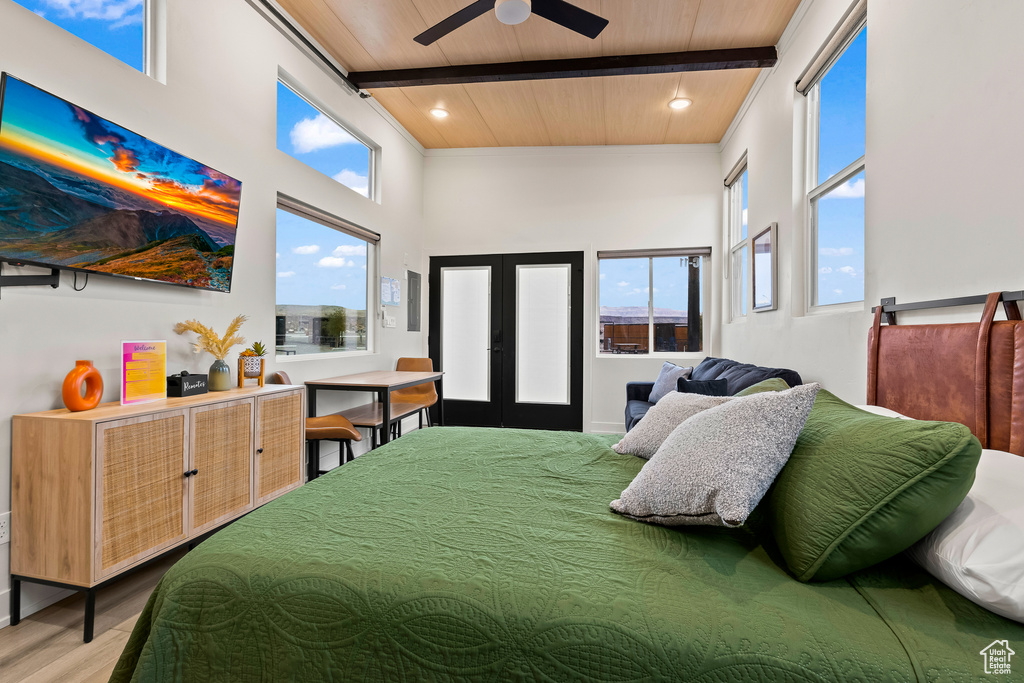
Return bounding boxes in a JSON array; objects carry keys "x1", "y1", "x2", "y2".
[
  {"x1": 648, "y1": 362, "x2": 693, "y2": 403},
  {"x1": 611, "y1": 383, "x2": 821, "y2": 527},
  {"x1": 613, "y1": 392, "x2": 732, "y2": 459}
]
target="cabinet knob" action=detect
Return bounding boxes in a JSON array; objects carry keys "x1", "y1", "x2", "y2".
[
  {"x1": 184, "y1": 469, "x2": 199, "y2": 477},
  {"x1": 256, "y1": 448, "x2": 264, "y2": 454}
]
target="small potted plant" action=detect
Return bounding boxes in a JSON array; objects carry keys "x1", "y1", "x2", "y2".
[{"x1": 238, "y1": 341, "x2": 267, "y2": 387}]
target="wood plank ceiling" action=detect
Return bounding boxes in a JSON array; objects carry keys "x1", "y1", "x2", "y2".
[{"x1": 276, "y1": 0, "x2": 803, "y2": 148}]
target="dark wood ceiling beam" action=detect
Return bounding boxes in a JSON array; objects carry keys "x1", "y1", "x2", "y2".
[{"x1": 348, "y1": 46, "x2": 778, "y2": 89}]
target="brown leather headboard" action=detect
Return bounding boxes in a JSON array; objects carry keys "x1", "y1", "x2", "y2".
[{"x1": 868, "y1": 292, "x2": 1024, "y2": 455}]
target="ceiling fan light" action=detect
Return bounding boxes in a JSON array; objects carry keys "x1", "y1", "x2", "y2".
[
  {"x1": 668, "y1": 98, "x2": 693, "y2": 110},
  {"x1": 495, "y1": 0, "x2": 531, "y2": 25}
]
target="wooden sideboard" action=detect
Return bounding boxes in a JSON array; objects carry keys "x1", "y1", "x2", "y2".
[{"x1": 10, "y1": 384, "x2": 306, "y2": 641}]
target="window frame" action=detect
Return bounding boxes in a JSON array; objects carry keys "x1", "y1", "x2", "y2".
[
  {"x1": 803, "y1": 17, "x2": 867, "y2": 310},
  {"x1": 274, "y1": 195, "x2": 379, "y2": 361},
  {"x1": 725, "y1": 157, "x2": 749, "y2": 321},
  {"x1": 14, "y1": 0, "x2": 159, "y2": 77},
  {"x1": 596, "y1": 248, "x2": 711, "y2": 359},
  {"x1": 276, "y1": 73, "x2": 379, "y2": 202}
]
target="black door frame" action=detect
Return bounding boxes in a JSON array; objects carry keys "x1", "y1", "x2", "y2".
[
  {"x1": 500, "y1": 251, "x2": 584, "y2": 431},
  {"x1": 429, "y1": 251, "x2": 584, "y2": 431},
  {"x1": 428, "y1": 254, "x2": 503, "y2": 427}
]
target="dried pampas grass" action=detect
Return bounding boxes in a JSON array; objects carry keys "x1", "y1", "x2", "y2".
[{"x1": 174, "y1": 315, "x2": 247, "y2": 360}]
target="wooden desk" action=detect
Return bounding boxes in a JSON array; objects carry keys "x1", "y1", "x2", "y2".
[{"x1": 305, "y1": 370, "x2": 445, "y2": 448}]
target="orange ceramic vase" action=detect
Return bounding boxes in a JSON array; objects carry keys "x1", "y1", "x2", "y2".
[{"x1": 62, "y1": 360, "x2": 103, "y2": 412}]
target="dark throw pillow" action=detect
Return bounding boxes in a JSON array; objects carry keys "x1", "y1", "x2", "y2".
[{"x1": 678, "y1": 378, "x2": 730, "y2": 396}]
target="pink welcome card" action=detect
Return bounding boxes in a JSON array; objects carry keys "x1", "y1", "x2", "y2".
[{"x1": 121, "y1": 340, "x2": 167, "y2": 405}]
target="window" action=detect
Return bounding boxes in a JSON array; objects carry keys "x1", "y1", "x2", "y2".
[
  {"x1": 598, "y1": 249, "x2": 709, "y2": 355},
  {"x1": 275, "y1": 199, "x2": 377, "y2": 357},
  {"x1": 802, "y1": 10, "x2": 866, "y2": 307},
  {"x1": 277, "y1": 80, "x2": 374, "y2": 199},
  {"x1": 13, "y1": 0, "x2": 147, "y2": 72},
  {"x1": 725, "y1": 160, "x2": 749, "y2": 318}
]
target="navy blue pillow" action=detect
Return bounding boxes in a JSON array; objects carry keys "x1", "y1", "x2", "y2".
[{"x1": 678, "y1": 378, "x2": 730, "y2": 396}]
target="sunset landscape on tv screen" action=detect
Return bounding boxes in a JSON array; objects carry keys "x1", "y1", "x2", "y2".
[{"x1": 0, "y1": 75, "x2": 241, "y2": 292}]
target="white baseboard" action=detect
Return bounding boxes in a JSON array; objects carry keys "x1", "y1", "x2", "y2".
[
  {"x1": 0, "y1": 584, "x2": 75, "y2": 630},
  {"x1": 588, "y1": 421, "x2": 624, "y2": 435}
]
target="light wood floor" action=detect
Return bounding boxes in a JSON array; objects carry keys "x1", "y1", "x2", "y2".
[{"x1": 0, "y1": 551, "x2": 185, "y2": 683}]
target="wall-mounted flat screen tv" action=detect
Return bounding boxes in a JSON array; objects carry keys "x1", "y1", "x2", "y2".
[{"x1": 0, "y1": 74, "x2": 241, "y2": 292}]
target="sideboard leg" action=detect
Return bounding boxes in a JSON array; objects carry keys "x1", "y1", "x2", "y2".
[
  {"x1": 83, "y1": 589, "x2": 96, "y2": 643},
  {"x1": 10, "y1": 578, "x2": 20, "y2": 626}
]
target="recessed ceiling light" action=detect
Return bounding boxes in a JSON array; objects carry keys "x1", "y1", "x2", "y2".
[
  {"x1": 430, "y1": 108, "x2": 450, "y2": 118},
  {"x1": 668, "y1": 98, "x2": 693, "y2": 110}
]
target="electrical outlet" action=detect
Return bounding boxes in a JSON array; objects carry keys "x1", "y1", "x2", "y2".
[{"x1": 0, "y1": 511, "x2": 10, "y2": 544}]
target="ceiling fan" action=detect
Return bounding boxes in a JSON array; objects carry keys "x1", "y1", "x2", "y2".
[{"x1": 414, "y1": 0, "x2": 609, "y2": 46}]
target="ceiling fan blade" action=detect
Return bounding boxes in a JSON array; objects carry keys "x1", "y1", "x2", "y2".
[
  {"x1": 531, "y1": 0, "x2": 608, "y2": 39},
  {"x1": 414, "y1": 0, "x2": 496, "y2": 45}
]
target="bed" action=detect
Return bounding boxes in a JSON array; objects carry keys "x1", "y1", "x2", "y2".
[
  {"x1": 112, "y1": 291, "x2": 1024, "y2": 682},
  {"x1": 111, "y1": 425, "x2": 1023, "y2": 682}
]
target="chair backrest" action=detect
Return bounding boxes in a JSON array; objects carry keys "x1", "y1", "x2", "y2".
[
  {"x1": 268, "y1": 370, "x2": 292, "y2": 385},
  {"x1": 391, "y1": 357, "x2": 437, "y2": 405}
]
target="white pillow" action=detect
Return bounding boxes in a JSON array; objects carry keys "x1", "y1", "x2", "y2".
[
  {"x1": 853, "y1": 404, "x2": 913, "y2": 419},
  {"x1": 905, "y1": 449, "x2": 1024, "y2": 623}
]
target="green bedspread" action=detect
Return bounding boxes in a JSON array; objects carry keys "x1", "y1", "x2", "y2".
[{"x1": 111, "y1": 428, "x2": 1023, "y2": 682}]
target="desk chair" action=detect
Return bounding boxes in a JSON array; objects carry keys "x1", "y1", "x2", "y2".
[{"x1": 268, "y1": 371, "x2": 361, "y2": 478}]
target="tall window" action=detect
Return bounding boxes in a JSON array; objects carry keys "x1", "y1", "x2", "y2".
[
  {"x1": 725, "y1": 160, "x2": 749, "y2": 319},
  {"x1": 275, "y1": 199, "x2": 376, "y2": 357},
  {"x1": 804, "y1": 15, "x2": 866, "y2": 307},
  {"x1": 277, "y1": 80, "x2": 374, "y2": 199},
  {"x1": 13, "y1": 0, "x2": 147, "y2": 72},
  {"x1": 598, "y1": 249, "x2": 708, "y2": 355}
]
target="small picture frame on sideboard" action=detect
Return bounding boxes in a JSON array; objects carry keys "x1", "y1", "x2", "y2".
[{"x1": 752, "y1": 223, "x2": 778, "y2": 312}]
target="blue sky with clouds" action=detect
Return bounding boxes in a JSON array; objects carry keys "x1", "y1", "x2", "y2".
[
  {"x1": 599, "y1": 257, "x2": 701, "y2": 312},
  {"x1": 816, "y1": 27, "x2": 866, "y2": 305},
  {"x1": 275, "y1": 208, "x2": 368, "y2": 309},
  {"x1": 276, "y1": 83, "x2": 371, "y2": 197},
  {"x1": 14, "y1": 0, "x2": 144, "y2": 71}
]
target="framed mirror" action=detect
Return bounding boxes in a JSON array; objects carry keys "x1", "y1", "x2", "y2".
[{"x1": 752, "y1": 223, "x2": 778, "y2": 312}]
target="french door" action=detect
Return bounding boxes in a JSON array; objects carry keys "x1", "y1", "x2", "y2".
[{"x1": 428, "y1": 252, "x2": 583, "y2": 431}]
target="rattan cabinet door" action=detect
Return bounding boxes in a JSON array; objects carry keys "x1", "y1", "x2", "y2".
[
  {"x1": 95, "y1": 410, "x2": 189, "y2": 581},
  {"x1": 255, "y1": 390, "x2": 304, "y2": 505},
  {"x1": 189, "y1": 398, "x2": 255, "y2": 536}
]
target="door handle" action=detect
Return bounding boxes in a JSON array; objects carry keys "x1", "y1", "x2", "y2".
[
  {"x1": 492, "y1": 346, "x2": 502, "y2": 353},
  {"x1": 183, "y1": 468, "x2": 199, "y2": 478},
  {"x1": 256, "y1": 448, "x2": 264, "y2": 454}
]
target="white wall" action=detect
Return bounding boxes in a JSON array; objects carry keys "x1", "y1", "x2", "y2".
[
  {"x1": 0, "y1": 0, "x2": 426, "y2": 625},
  {"x1": 718, "y1": 0, "x2": 1024, "y2": 402},
  {"x1": 423, "y1": 146, "x2": 723, "y2": 432}
]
